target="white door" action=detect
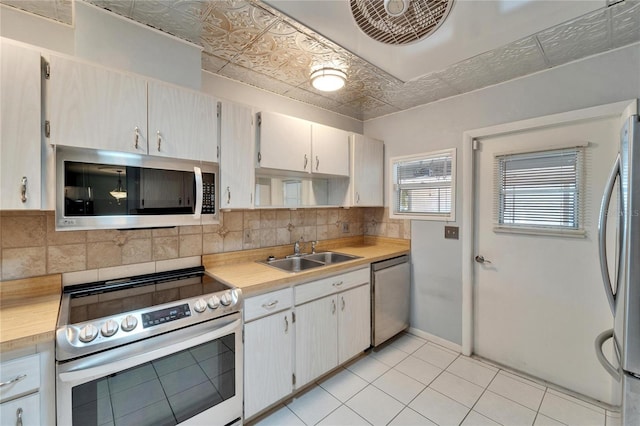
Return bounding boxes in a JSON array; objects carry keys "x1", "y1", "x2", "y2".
[
  {"x1": 257, "y1": 111, "x2": 311, "y2": 173},
  {"x1": 48, "y1": 56, "x2": 147, "y2": 154},
  {"x1": 338, "y1": 284, "x2": 371, "y2": 364},
  {"x1": 311, "y1": 124, "x2": 350, "y2": 177},
  {"x1": 220, "y1": 101, "x2": 254, "y2": 209},
  {"x1": 473, "y1": 115, "x2": 620, "y2": 404},
  {"x1": 148, "y1": 80, "x2": 218, "y2": 162},
  {"x1": 0, "y1": 41, "x2": 41, "y2": 209},
  {"x1": 244, "y1": 311, "x2": 293, "y2": 419},
  {"x1": 294, "y1": 295, "x2": 338, "y2": 388},
  {"x1": 352, "y1": 134, "x2": 384, "y2": 206}
]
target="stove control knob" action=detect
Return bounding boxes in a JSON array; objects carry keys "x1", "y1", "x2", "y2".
[
  {"x1": 78, "y1": 324, "x2": 99, "y2": 343},
  {"x1": 121, "y1": 315, "x2": 138, "y2": 332},
  {"x1": 220, "y1": 292, "x2": 232, "y2": 307},
  {"x1": 208, "y1": 295, "x2": 220, "y2": 309},
  {"x1": 101, "y1": 319, "x2": 119, "y2": 337},
  {"x1": 194, "y1": 298, "x2": 207, "y2": 313}
]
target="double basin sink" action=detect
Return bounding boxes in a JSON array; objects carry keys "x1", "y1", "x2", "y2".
[{"x1": 259, "y1": 252, "x2": 361, "y2": 273}]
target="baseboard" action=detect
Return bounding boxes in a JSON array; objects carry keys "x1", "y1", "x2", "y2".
[{"x1": 407, "y1": 327, "x2": 462, "y2": 353}]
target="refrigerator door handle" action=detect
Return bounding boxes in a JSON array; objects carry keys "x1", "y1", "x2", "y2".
[
  {"x1": 598, "y1": 154, "x2": 620, "y2": 315},
  {"x1": 595, "y1": 329, "x2": 621, "y2": 382}
]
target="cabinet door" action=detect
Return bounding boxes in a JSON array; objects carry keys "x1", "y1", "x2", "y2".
[
  {"x1": 257, "y1": 111, "x2": 311, "y2": 173},
  {"x1": 148, "y1": 81, "x2": 218, "y2": 162},
  {"x1": 295, "y1": 295, "x2": 338, "y2": 388},
  {"x1": 338, "y1": 284, "x2": 371, "y2": 364},
  {"x1": 0, "y1": 393, "x2": 40, "y2": 426},
  {"x1": 244, "y1": 311, "x2": 293, "y2": 419},
  {"x1": 311, "y1": 124, "x2": 350, "y2": 177},
  {"x1": 220, "y1": 101, "x2": 254, "y2": 209},
  {"x1": 48, "y1": 56, "x2": 147, "y2": 154},
  {"x1": 0, "y1": 41, "x2": 41, "y2": 209},
  {"x1": 352, "y1": 134, "x2": 384, "y2": 206}
]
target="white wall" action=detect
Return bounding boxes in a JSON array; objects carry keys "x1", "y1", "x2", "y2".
[{"x1": 364, "y1": 42, "x2": 640, "y2": 345}]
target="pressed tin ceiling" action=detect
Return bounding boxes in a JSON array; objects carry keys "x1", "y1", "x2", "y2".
[{"x1": 2, "y1": 0, "x2": 640, "y2": 120}]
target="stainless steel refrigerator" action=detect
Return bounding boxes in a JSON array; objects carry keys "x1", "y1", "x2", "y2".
[{"x1": 596, "y1": 100, "x2": 640, "y2": 425}]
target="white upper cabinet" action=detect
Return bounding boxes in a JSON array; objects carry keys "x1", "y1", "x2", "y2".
[
  {"x1": 220, "y1": 101, "x2": 254, "y2": 209},
  {"x1": 311, "y1": 124, "x2": 350, "y2": 177},
  {"x1": 147, "y1": 80, "x2": 218, "y2": 162},
  {"x1": 257, "y1": 111, "x2": 311, "y2": 173},
  {"x1": 0, "y1": 41, "x2": 42, "y2": 210},
  {"x1": 351, "y1": 134, "x2": 384, "y2": 206},
  {"x1": 48, "y1": 55, "x2": 147, "y2": 155}
]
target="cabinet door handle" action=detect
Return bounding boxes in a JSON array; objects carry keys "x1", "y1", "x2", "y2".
[
  {"x1": 332, "y1": 281, "x2": 344, "y2": 287},
  {"x1": 284, "y1": 315, "x2": 289, "y2": 333},
  {"x1": 304, "y1": 154, "x2": 308, "y2": 170},
  {"x1": 316, "y1": 155, "x2": 319, "y2": 171},
  {"x1": 226, "y1": 186, "x2": 231, "y2": 204},
  {"x1": 356, "y1": 192, "x2": 360, "y2": 204},
  {"x1": 331, "y1": 299, "x2": 336, "y2": 314},
  {"x1": 134, "y1": 126, "x2": 140, "y2": 149},
  {"x1": 262, "y1": 300, "x2": 278, "y2": 309},
  {"x1": 16, "y1": 407, "x2": 23, "y2": 426},
  {"x1": 20, "y1": 177, "x2": 27, "y2": 203},
  {"x1": 156, "y1": 131, "x2": 161, "y2": 151},
  {"x1": 0, "y1": 374, "x2": 26, "y2": 387},
  {"x1": 341, "y1": 296, "x2": 345, "y2": 311}
]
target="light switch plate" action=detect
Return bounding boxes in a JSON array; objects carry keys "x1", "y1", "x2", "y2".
[{"x1": 444, "y1": 226, "x2": 459, "y2": 240}]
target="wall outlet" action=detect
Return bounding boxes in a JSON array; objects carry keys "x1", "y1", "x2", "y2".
[
  {"x1": 444, "y1": 226, "x2": 459, "y2": 240},
  {"x1": 342, "y1": 222, "x2": 350, "y2": 233}
]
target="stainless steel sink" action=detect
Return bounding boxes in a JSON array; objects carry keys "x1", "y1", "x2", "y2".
[
  {"x1": 303, "y1": 252, "x2": 360, "y2": 264},
  {"x1": 258, "y1": 251, "x2": 361, "y2": 273}
]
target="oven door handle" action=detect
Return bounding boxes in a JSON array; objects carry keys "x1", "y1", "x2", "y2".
[{"x1": 58, "y1": 315, "x2": 241, "y2": 382}]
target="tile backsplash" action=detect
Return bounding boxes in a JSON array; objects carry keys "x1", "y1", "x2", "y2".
[{"x1": 0, "y1": 208, "x2": 409, "y2": 281}]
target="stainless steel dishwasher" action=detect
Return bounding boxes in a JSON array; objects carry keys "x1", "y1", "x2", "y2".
[{"x1": 371, "y1": 254, "x2": 411, "y2": 346}]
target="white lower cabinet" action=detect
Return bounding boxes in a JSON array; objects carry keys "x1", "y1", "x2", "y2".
[
  {"x1": 243, "y1": 268, "x2": 371, "y2": 420},
  {"x1": 244, "y1": 289, "x2": 293, "y2": 419},
  {"x1": 0, "y1": 393, "x2": 39, "y2": 426}
]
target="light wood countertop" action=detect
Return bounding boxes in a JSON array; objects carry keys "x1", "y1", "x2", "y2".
[
  {"x1": 203, "y1": 236, "x2": 410, "y2": 297},
  {"x1": 0, "y1": 275, "x2": 62, "y2": 352}
]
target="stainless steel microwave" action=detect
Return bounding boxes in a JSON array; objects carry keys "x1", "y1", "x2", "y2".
[{"x1": 55, "y1": 147, "x2": 218, "y2": 230}]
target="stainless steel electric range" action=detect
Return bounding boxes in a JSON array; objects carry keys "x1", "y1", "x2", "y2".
[{"x1": 55, "y1": 266, "x2": 243, "y2": 426}]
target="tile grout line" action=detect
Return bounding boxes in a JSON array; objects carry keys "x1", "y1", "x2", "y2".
[{"x1": 457, "y1": 364, "x2": 503, "y2": 426}]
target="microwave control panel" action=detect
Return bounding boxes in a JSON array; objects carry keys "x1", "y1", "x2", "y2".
[{"x1": 202, "y1": 173, "x2": 215, "y2": 214}]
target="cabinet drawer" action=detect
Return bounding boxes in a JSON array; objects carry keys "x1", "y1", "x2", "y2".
[
  {"x1": 295, "y1": 267, "x2": 369, "y2": 305},
  {"x1": 0, "y1": 392, "x2": 40, "y2": 426},
  {"x1": 0, "y1": 354, "x2": 40, "y2": 403},
  {"x1": 245, "y1": 287, "x2": 293, "y2": 322}
]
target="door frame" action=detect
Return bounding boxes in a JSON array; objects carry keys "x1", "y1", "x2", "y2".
[{"x1": 460, "y1": 99, "x2": 635, "y2": 356}]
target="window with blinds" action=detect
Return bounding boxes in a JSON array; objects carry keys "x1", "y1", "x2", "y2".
[
  {"x1": 390, "y1": 149, "x2": 456, "y2": 220},
  {"x1": 495, "y1": 147, "x2": 584, "y2": 233}
]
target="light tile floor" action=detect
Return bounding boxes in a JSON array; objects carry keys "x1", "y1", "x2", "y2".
[{"x1": 250, "y1": 333, "x2": 620, "y2": 426}]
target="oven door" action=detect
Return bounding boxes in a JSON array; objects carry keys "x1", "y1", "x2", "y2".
[{"x1": 57, "y1": 313, "x2": 242, "y2": 426}]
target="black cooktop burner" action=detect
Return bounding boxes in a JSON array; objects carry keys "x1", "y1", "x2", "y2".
[{"x1": 65, "y1": 266, "x2": 230, "y2": 324}]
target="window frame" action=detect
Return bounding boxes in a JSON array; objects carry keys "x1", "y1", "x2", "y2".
[
  {"x1": 389, "y1": 148, "x2": 456, "y2": 221},
  {"x1": 493, "y1": 146, "x2": 586, "y2": 237}
]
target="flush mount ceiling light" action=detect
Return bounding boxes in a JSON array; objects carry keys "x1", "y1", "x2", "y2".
[
  {"x1": 109, "y1": 170, "x2": 127, "y2": 203},
  {"x1": 351, "y1": 0, "x2": 455, "y2": 45},
  {"x1": 310, "y1": 68, "x2": 347, "y2": 92}
]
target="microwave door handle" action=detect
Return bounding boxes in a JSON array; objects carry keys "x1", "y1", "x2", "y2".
[
  {"x1": 194, "y1": 166, "x2": 203, "y2": 220},
  {"x1": 595, "y1": 329, "x2": 621, "y2": 381},
  {"x1": 598, "y1": 153, "x2": 620, "y2": 315}
]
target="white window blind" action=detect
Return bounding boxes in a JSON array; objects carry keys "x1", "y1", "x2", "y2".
[
  {"x1": 391, "y1": 149, "x2": 455, "y2": 220},
  {"x1": 495, "y1": 147, "x2": 584, "y2": 232}
]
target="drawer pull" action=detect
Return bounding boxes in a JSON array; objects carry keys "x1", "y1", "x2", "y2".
[
  {"x1": 284, "y1": 315, "x2": 289, "y2": 333},
  {"x1": 332, "y1": 281, "x2": 344, "y2": 287},
  {"x1": 0, "y1": 374, "x2": 26, "y2": 387},
  {"x1": 331, "y1": 299, "x2": 336, "y2": 314},
  {"x1": 341, "y1": 295, "x2": 345, "y2": 311},
  {"x1": 262, "y1": 300, "x2": 279, "y2": 309}
]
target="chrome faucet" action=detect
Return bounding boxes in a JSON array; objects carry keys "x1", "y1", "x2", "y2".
[
  {"x1": 311, "y1": 241, "x2": 317, "y2": 254},
  {"x1": 293, "y1": 240, "x2": 301, "y2": 255}
]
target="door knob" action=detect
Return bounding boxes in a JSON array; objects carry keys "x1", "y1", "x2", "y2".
[{"x1": 475, "y1": 255, "x2": 492, "y2": 264}]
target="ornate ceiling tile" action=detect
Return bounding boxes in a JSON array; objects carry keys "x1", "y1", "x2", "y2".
[
  {"x1": 283, "y1": 86, "x2": 343, "y2": 112},
  {"x1": 201, "y1": 51, "x2": 229, "y2": 73},
  {"x1": 216, "y1": 60, "x2": 295, "y2": 95},
  {"x1": 162, "y1": 0, "x2": 213, "y2": 20},
  {"x1": 383, "y1": 74, "x2": 457, "y2": 109},
  {"x1": 87, "y1": 0, "x2": 134, "y2": 17},
  {"x1": 481, "y1": 36, "x2": 548, "y2": 85},
  {"x1": 435, "y1": 54, "x2": 497, "y2": 94},
  {"x1": 536, "y1": 8, "x2": 610, "y2": 67},
  {"x1": 1, "y1": 0, "x2": 72, "y2": 24},
  {"x1": 611, "y1": 0, "x2": 640, "y2": 49},
  {"x1": 129, "y1": 0, "x2": 203, "y2": 43}
]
